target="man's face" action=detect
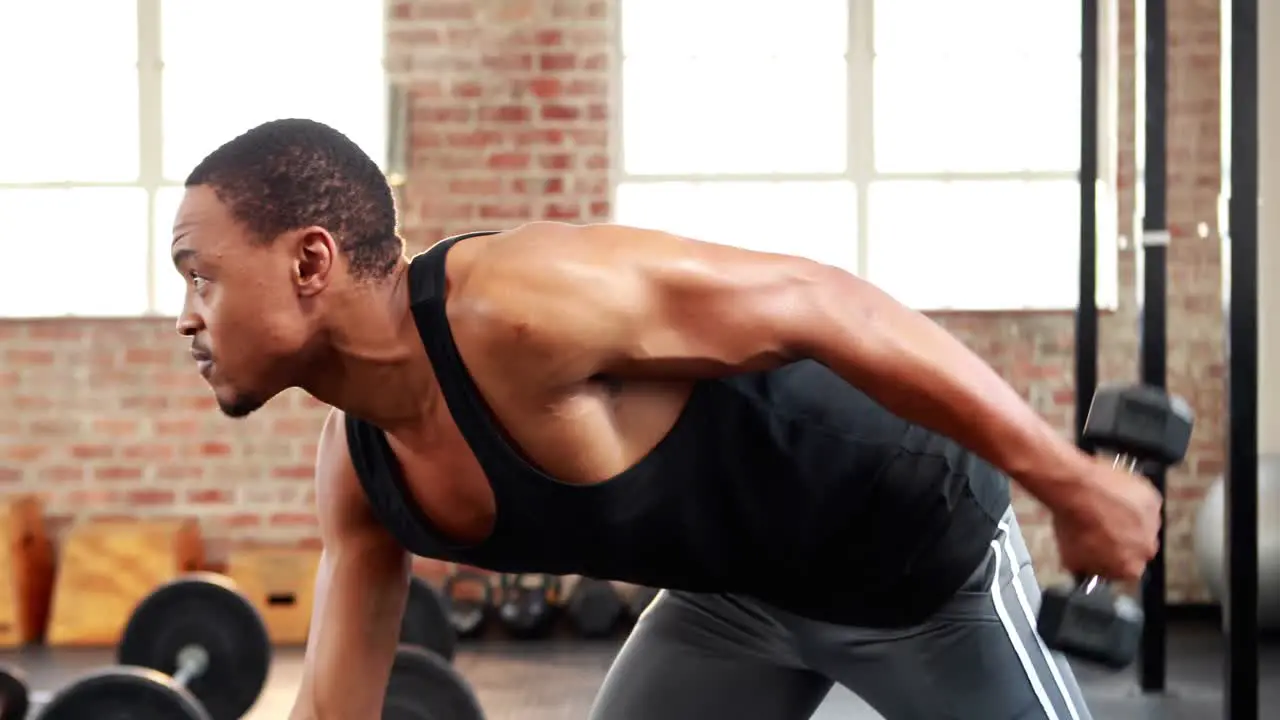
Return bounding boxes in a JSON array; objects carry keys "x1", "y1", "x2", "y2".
[{"x1": 171, "y1": 186, "x2": 331, "y2": 418}]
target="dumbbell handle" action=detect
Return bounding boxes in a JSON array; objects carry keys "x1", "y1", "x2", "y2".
[
  {"x1": 171, "y1": 645, "x2": 210, "y2": 688},
  {"x1": 1072, "y1": 451, "x2": 1146, "y2": 594}
]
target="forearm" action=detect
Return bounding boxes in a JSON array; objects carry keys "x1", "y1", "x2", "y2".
[
  {"x1": 799, "y1": 270, "x2": 1093, "y2": 510},
  {"x1": 292, "y1": 545, "x2": 409, "y2": 719}
]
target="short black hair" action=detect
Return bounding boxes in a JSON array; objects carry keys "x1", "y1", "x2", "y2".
[{"x1": 185, "y1": 118, "x2": 401, "y2": 280}]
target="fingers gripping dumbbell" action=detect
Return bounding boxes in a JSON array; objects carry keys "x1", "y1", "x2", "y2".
[{"x1": 1037, "y1": 383, "x2": 1194, "y2": 670}]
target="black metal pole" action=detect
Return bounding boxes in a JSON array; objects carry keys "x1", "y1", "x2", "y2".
[
  {"x1": 1137, "y1": 0, "x2": 1168, "y2": 692},
  {"x1": 1226, "y1": 0, "x2": 1260, "y2": 716},
  {"x1": 1076, "y1": 0, "x2": 1100, "y2": 448}
]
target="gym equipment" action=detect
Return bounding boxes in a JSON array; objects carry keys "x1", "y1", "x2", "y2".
[
  {"x1": 383, "y1": 645, "x2": 485, "y2": 720},
  {"x1": 38, "y1": 572, "x2": 270, "y2": 720},
  {"x1": 227, "y1": 546, "x2": 321, "y2": 645},
  {"x1": 400, "y1": 576, "x2": 457, "y2": 661},
  {"x1": 1038, "y1": 383, "x2": 1194, "y2": 669},
  {"x1": 1193, "y1": 460, "x2": 1280, "y2": 630},
  {"x1": 564, "y1": 577, "x2": 624, "y2": 638},
  {"x1": 442, "y1": 567, "x2": 493, "y2": 639},
  {"x1": 0, "y1": 666, "x2": 30, "y2": 720},
  {"x1": 48, "y1": 518, "x2": 202, "y2": 647},
  {"x1": 497, "y1": 574, "x2": 560, "y2": 639}
]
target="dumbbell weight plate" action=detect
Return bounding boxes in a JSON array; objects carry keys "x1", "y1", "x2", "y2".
[
  {"x1": 567, "y1": 579, "x2": 624, "y2": 638},
  {"x1": 0, "y1": 666, "x2": 30, "y2": 720},
  {"x1": 1039, "y1": 584, "x2": 1144, "y2": 669},
  {"x1": 400, "y1": 576, "x2": 457, "y2": 661},
  {"x1": 443, "y1": 570, "x2": 492, "y2": 639},
  {"x1": 117, "y1": 572, "x2": 271, "y2": 720},
  {"x1": 383, "y1": 645, "x2": 484, "y2": 720},
  {"x1": 35, "y1": 666, "x2": 210, "y2": 720}
]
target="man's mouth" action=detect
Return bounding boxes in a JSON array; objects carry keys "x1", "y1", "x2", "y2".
[{"x1": 191, "y1": 348, "x2": 214, "y2": 378}]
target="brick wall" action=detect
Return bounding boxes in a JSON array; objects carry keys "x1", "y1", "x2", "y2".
[{"x1": 0, "y1": 0, "x2": 1226, "y2": 601}]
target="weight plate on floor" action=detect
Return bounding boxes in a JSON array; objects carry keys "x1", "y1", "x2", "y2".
[
  {"x1": 0, "y1": 665, "x2": 29, "y2": 720},
  {"x1": 567, "y1": 578, "x2": 624, "y2": 638},
  {"x1": 443, "y1": 569, "x2": 492, "y2": 639},
  {"x1": 383, "y1": 645, "x2": 484, "y2": 720},
  {"x1": 117, "y1": 572, "x2": 270, "y2": 720},
  {"x1": 36, "y1": 667, "x2": 210, "y2": 720}
]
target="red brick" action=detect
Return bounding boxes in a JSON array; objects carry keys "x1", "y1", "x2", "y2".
[
  {"x1": 128, "y1": 489, "x2": 176, "y2": 506},
  {"x1": 188, "y1": 488, "x2": 234, "y2": 504},
  {"x1": 539, "y1": 53, "x2": 577, "y2": 72},
  {"x1": 480, "y1": 105, "x2": 532, "y2": 123},
  {"x1": 6, "y1": 349, "x2": 53, "y2": 365},
  {"x1": 541, "y1": 104, "x2": 580, "y2": 122}
]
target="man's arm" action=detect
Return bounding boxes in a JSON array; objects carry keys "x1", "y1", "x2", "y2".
[
  {"x1": 290, "y1": 409, "x2": 410, "y2": 720},
  {"x1": 474, "y1": 222, "x2": 1094, "y2": 513}
]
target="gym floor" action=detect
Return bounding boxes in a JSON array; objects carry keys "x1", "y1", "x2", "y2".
[{"x1": 4, "y1": 619, "x2": 1274, "y2": 719}]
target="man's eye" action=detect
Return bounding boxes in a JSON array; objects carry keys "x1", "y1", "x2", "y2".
[{"x1": 188, "y1": 272, "x2": 207, "y2": 289}]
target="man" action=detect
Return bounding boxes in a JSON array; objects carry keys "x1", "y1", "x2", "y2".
[{"x1": 173, "y1": 119, "x2": 1161, "y2": 720}]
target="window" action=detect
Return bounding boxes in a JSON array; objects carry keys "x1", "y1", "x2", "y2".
[
  {"x1": 0, "y1": 0, "x2": 386, "y2": 318},
  {"x1": 615, "y1": 0, "x2": 1119, "y2": 311}
]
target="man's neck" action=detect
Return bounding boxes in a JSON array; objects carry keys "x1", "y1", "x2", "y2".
[{"x1": 299, "y1": 259, "x2": 443, "y2": 428}]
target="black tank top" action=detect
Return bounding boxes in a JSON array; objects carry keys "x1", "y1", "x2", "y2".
[{"x1": 345, "y1": 232, "x2": 1011, "y2": 627}]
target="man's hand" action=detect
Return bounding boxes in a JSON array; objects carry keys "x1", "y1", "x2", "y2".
[{"x1": 1052, "y1": 461, "x2": 1163, "y2": 582}]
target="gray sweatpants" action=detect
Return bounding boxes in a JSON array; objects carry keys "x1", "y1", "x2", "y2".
[{"x1": 590, "y1": 507, "x2": 1092, "y2": 720}]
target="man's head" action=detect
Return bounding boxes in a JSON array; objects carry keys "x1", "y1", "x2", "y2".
[{"x1": 172, "y1": 118, "x2": 403, "y2": 418}]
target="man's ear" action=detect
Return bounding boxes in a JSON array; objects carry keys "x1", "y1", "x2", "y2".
[{"x1": 293, "y1": 227, "x2": 337, "y2": 297}]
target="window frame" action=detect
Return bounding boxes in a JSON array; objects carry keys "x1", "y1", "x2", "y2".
[
  {"x1": 611, "y1": 0, "x2": 1122, "y2": 312},
  {"x1": 0, "y1": 0, "x2": 391, "y2": 319}
]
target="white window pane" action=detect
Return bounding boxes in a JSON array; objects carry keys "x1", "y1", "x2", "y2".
[
  {"x1": 621, "y1": 0, "x2": 847, "y2": 57},
  {"x1": 161, "y1": 0, "x2": 386, "y2": 181},
  {"x1": 624, "y1": 58, "x2": 847, "y2": 175},
  {"x1": 153, "y1": 186, "x2": 189, "y2": 317},
  {"x1": 0, "y1": 189, "x2": 148, "y2": 317},
  {"x1": 615, "y1": 181, "x2": 858, "y2": 272},
  {"x1": 0, "y1": 1, "x2": 139, "y2": 182},
  {"x1": 875, "y1": 0, "x2": 1080, "y2": 56},
  {"x1": 874, "y1": 56, "x2": 1080, "y2": 173},
  {"x1": 866, "y1": 180, "x2": 1080, "y2": 310}
]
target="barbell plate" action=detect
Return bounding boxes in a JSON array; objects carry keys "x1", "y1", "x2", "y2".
[
  {"x1": 0, "y1": 665, "x2": 29, "y2": 720},
  {"x1": 35, "y1": 667, "x2": 210, "y2": 720},
  {"x1": 400, "y1": 576, "x2": 457, "y2": 661},
  {"x1": 383, "y1": 645, "x2": 484, "y2": 720},
  {"x1": 117, "y1": 572, "x2": 270, "y2": 720}
]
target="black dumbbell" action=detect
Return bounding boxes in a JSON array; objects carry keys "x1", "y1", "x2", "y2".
[
  {"x1": 0, "y1": 666, "x2": 30, "y2": 720},
  {"x1": 563, "y1": 576, "x2": 626, "y2": 638},
  {"x1": 442, "y1": 567, "x2": 494, "y2": 640},
  {"x1": 497, "y1": 574, "x2": 560, "y2": 639},
  {"x1": 1037, "y1": 383, "x2": 1194, "y2": 669}
]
